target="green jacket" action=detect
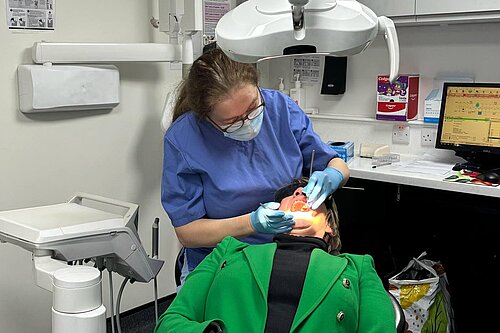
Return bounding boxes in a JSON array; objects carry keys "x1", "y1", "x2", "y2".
[{"x1": 155, "y1": 236, "x2": 395, "y2": 333}]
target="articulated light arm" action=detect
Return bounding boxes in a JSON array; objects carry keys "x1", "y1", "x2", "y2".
[
  {"x1": 378, "y1": 16, "x2": 400, "y2": 82},
  {"x1": 290, "y1": 0, "x2": 310, "y2": 31}
]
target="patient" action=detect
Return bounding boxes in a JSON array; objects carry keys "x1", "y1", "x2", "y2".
[{"x1": 155, "y1": 178, "x2": 395, "y2": 333}]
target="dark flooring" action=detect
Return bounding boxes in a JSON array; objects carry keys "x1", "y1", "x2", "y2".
[{"x1": 106, "y1": 294, "x2": 176, "y2": 333}]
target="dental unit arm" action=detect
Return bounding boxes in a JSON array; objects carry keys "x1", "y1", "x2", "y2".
[
  {"x1": 215, "y1": 0, "x2": 400, "y2": 82},
  {"x1": 0, "y1": 193, "x2": 164, "y2": 333}
]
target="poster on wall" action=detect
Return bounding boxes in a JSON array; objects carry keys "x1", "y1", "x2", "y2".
[
  {"x1": 291, "y1": 55, "x2": 321, "y2": 84},
  {"x1": 203, "y1": 0, "x2": 231, "y2": 46},
  {"x1": 7, "y1": 0, "x2": 55, "y2": 30}
]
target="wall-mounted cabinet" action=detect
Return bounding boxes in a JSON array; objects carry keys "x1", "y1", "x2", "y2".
[
  {"x1": 416, "y1": 0, "x2": 500, "y2": 15},
  {"x1": 359, "y1": 0, "x2": 500, "y2": 25},
  {"x1": 358, "y1": 0, "x2": 415, "y2": 18},
  {"x1": 336, "y1": 177, "x2": 500, "y2": 333}
]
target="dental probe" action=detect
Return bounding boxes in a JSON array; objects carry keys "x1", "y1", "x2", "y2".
[
  {"x1": 309, "y1": 149, "x2": 315, "y2": 177},
  {"x1": 304, "y1": 150, "x2": 316, "y2": 208},
  {"x1": 152, "y1": 218, "x2": 160, "y2": 323}
]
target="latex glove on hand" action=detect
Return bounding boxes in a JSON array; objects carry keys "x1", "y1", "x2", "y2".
[
  {"x1": 250, "y1": 202, "x2": 295, "y2": 234},
  {"x1": 303, "y1": 167, "x2": 344, "y2": 210}
]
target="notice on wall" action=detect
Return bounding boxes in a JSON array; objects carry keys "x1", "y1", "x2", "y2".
[
  {"x1": 203, "y1": 0, "x2": 231, "y2": 46},
  {"x1": 7, "y1": 0, "x2": 55, "y2": 30},
  {"x1": 291, "y1": 55, "x2": 321, "y2": 84}
]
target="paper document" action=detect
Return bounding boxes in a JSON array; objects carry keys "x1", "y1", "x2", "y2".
[
  {"x1": 392, "y1": 160, "x2": 454, "y2": 175},
  {"x1": 7, "y1": 0, "x2": 55, "y2": 30}
]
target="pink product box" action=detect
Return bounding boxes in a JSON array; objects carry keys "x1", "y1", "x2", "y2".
[{"x1": 376, "y1": 75, "x2": 420, "y2": 121}]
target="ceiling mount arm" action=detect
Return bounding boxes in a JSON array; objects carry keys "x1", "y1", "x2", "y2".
[
  {"x1": 290, "y1": 0, "x2": 309, "y2": 31},
  {"x1": 378, "y1": 16, "x2": 400, "y2": 83},
  {"x1": 292, "y1": 5, "x2": 305, "y2": 30}
]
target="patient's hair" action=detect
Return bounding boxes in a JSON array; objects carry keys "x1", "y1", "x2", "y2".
[{"x1": 274, "y1": 177, "x2": 341, "y2": 255}]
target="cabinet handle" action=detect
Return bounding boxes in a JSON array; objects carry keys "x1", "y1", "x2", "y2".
[{"x1": 341, "y1": 186, "x2": 365, "y2": 191}]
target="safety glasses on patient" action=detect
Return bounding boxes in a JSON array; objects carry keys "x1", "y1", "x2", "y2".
[{"x1": 208, "y1": 87, "x2": 265, "y2": 133}]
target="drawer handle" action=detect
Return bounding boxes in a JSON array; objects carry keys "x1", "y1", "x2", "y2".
[{"x1": 341, "y1": 186, "x2": 365, "y2": 191}]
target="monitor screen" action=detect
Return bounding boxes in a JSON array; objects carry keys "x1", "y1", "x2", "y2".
[{"x1": 436, "y1": 82, "x2": 500, "y2": 170}]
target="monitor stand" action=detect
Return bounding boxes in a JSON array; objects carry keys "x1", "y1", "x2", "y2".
[{"x1": 454, "y1": 151, "x2": 500, "y2": 172}]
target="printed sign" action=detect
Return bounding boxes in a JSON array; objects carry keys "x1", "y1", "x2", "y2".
[
  {"x1": 203, "y1": 0, "x2": 231, "y2": 45},
  {"x1": 291, "y1": 55, "x2": 321, "y2": 84},
  {"x1": 7, "y1": 0, "x2": 55, "y2": 30}
]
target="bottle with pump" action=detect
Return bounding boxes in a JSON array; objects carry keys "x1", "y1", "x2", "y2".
[
  {"x1": 289, "y1": 73, "x2": 306, "y2": 109},
  {"x1": 278, "y1": 77, "x2": 288, "y2": 96}
]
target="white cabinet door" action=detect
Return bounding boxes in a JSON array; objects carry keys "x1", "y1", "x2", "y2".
[
  {"x1": 416, "y1": 0, "x2": 500, "y2": 15},
  {"x1": 358, "y1": 0, "x2": 415, "y2": 17}
]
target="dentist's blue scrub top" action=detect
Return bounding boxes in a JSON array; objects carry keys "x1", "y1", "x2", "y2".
[{"x1": 161, "y1": 89, "x2": 339, "y2": 272}]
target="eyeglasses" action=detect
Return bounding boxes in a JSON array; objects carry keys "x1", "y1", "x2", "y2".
[{"x1": 208, "y1": 87, "x2": 265, "y2": 133}]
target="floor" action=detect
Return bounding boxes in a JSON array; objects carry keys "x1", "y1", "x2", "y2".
[{"x1": 106, "y1": 295, "x2": 175, "y2": 333}]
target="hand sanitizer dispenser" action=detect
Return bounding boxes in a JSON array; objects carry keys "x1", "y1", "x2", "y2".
[
  {"x1": 278, "y1": 77, "x2": 288, "y2": 96},
  {"x1": 289, "y1": 73, "x2": 306, "y2": 109}
]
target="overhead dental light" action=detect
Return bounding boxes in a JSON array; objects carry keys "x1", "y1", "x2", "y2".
[{"x1": 215, "y1": 0, "x2": 399, "y2": 81}]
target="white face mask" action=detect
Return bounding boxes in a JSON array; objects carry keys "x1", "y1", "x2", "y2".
[{"x1": 223, "y1": 110, "x2": 264, "y2": 141}]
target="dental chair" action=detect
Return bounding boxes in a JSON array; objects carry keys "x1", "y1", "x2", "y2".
[
  {"x1": 174, "y1": 247, "x2": 185, "y2": 287},
  {"x1": 387, "y1": 290, "x2": 407, "y2": 333}
]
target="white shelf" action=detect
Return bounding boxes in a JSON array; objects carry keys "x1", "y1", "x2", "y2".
[{"x1": 307, "y1": 113, "x2": 438, "y2": 127}]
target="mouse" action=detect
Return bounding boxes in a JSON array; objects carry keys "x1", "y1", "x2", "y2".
[{"x1": 477, "y1": 171, "x2": 500, "y2": 184}]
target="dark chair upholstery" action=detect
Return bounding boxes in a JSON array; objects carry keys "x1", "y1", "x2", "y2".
[
  {"x1": 174, "y1": 247, "x2": 185, "y2": 287},
  {"x1": 387, "y1": 291, "x2": 406, "y2": 333}
]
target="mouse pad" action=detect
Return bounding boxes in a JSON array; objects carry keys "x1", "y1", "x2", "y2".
[{"x1": 443, "y1": 170, "x2": 499, "y2": 187}]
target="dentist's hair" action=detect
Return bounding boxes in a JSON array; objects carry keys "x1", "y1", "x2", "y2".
[
  {"x1": 171, "y1": 47, "x2": 259, "y2": 123},
  {"x1": 275, "y1": 177, "x2": 341, "y2": 254}
]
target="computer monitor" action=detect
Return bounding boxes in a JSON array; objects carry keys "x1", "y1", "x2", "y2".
[{"x1": 436, "y1": 82, "x2": 500, "y2": 171}]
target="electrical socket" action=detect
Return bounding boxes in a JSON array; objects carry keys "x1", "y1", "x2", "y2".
[
  {"x1": 421, "y1": 127, "x2": 437, "y2": 147},
  {"x1": 392, "y1": 124, "x2": 410, "y2": 144}
]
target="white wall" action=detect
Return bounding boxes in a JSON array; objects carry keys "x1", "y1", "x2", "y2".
[
  {"x1": 3, "y1": 2, "x2": 500, "y2": 331},
  {"x1": 0, "y1": 1, "x2": 181, "y2": 332},
  {"x1": 260, "y1": 22, "x2": 500, "y2": 159}
]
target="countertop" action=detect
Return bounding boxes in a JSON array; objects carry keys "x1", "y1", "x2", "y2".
[{"x1": 347, "y1": 154, "x2": 500, "y2": 198}]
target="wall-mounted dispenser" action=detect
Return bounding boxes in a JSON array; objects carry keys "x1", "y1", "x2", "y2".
[
  {"x1": 320, "y1": 56, "x2": 347, "y2": 95},
  {"x1": 17, "y1": 64, "x2": 120, "y2": 113}
]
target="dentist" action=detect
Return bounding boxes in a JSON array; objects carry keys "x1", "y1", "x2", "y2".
[{"x1": 161, "y1": 47, "x2": 349, "y2": 285}]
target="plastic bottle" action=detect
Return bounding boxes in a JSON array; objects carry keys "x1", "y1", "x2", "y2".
[
  {"x1": 278, "y1": 77, "x2": 288, "y2": 95},
  {"x1": 289, "y1": 73, "x2": 306, "y2": 109}
]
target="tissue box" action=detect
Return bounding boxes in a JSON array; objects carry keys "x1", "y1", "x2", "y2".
[
  {"x1": 376, "y1": 74, "x2": 419, "y2": 121},
  {"x1": 328, "y1": 141, "x2": 354, "y2": 162},
  {"x1": 424, "y1": 88, "x2": 441, "y2": 123},
  {"x1": 424, "y1": 76, "x2": 474, "y2": 123}
]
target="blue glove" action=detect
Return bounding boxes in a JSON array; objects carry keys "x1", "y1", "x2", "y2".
[
  {"x1": 250, "y1": 202, "x2": 295, "y2": 234},
  {"x1": 303, "y1": 167, "x2": 344, "y2": 210}
]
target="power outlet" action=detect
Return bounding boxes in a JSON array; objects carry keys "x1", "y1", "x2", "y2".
[
  {"x1": 392, "y1": 124, "x2": 410, "y2": 144},
  {"x1": 421, "y1": 127, "x2": 437, "y2": 147}
]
